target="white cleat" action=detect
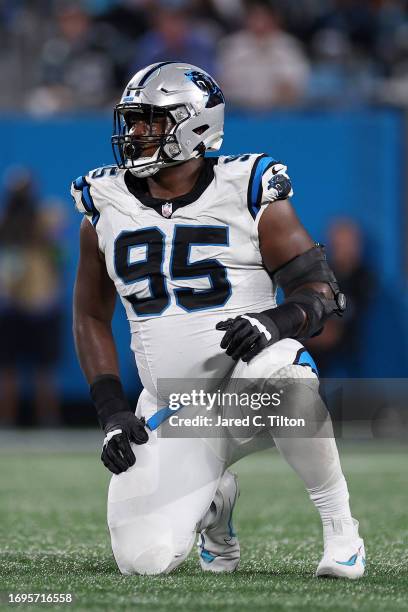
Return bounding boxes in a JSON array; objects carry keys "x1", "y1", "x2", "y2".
[
  {"x1": 316, "y1": 518, "x2": 366, "y2": 579},
  {"x1": 198, "y1": 470, "x2": 240, "y2": 573}
]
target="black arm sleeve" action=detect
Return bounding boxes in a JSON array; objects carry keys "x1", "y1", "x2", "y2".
[{"x1": 266, "y1": 245, "x2": 346, "y2": 339}]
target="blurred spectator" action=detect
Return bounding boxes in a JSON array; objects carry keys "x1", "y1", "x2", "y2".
[
  {"x1": 1, "y1": 0, "x2": 408, "y2": 113},
  {"x1": 217, "y1": 0, "x2": 310, "y2": 110},
  {"x1": 305, "y1": 28, "x2": 378, "y2": 107},
  {"x1": 131, "y1": 3, "x2": 217, "y2": 76},
  {"x1": 305, "y1": 219, "x2": 377, "y2": 378},
  {"x1": 95, "y1": 0, "x2": 151, "y2": 40},
  {"x1": 0, "y1": 1, "x2": 53, "y2": 111},
  {"x1": 189, "y1": 0, "x2": 245, "y2": 33},
  {"x1": 309, "y1": 0, "x2": 378, "y2": 56},
  {"x1": 376, "y1": 19, "x2": 408, "y2": 107},
  {"x1": 27, "y1": 3, "x2": 128, "y2": 114},
  {"x1": 0, "y1": 169, "x2": 64, "y2": 426}
]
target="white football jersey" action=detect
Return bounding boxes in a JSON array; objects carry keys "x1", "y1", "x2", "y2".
[{"x1": 71, "y1": 154, "x2": 290, "y2": 397}]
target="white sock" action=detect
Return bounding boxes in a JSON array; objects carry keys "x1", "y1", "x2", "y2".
[
  {"x1": 308, "y1": 473, "x2": 353, "y2": 531},
  {"x1": 274, "y1": 436, "x2": 352, "y2": 531}
]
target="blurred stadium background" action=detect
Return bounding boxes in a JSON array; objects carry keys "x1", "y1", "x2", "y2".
[
  {"x1": 0, "y1": 1, "x2": 407, "y2": 608},
  {"x1": 1, "y1": 0, "x2": 408, "y2": 427}
]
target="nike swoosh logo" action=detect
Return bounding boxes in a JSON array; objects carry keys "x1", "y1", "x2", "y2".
[
  {"x1": 334, "y1": 553, "x2": 358, "y2": 566},
  {"x1": 272, "y1": 164, "x2": 284, "y2": 175}
]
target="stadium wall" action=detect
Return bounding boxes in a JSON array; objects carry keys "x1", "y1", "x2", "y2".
[{"x1": 0, "y1": 109, "x2": 406, "y2": 401}]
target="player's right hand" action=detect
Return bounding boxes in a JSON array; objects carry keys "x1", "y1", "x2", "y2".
[{"x1": 101, "y1": 411, "x2": 148, "y2": 474}]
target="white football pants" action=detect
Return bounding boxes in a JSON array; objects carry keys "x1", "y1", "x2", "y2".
[{"x1": 107, "y1": 339, "x2": 346, "y2": 575}]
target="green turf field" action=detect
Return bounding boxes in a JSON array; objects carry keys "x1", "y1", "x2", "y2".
[{"x1": 0, "y1": 435, "x2": 407, "y2": 611}]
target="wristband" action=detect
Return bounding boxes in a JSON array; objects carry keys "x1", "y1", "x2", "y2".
[
  {"x1": 263, "y1": 302, "x2": 305, "y2": 340},
  {"x1": 90, "y1": 374, "x2": 131, "y2": 428}
]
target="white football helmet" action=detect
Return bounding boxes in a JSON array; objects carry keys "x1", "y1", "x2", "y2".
[{"x1": 112, "y1": 61, "x2": 225, "y2": 178}]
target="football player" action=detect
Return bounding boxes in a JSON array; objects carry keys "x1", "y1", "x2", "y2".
[{"x1": 72, "y1": 62, "x2": 365, "y2": 578}]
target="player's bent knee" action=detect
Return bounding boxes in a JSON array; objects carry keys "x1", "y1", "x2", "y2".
[
  {"x1": 111, "y1": 525, "x2": 175, "y2": 575},
  {"x1": 117, "y1": 544, "x2": 175, "y2": 576},
  {"x1": 110, "y1": 516, "x2": 193, "y2": 576}
]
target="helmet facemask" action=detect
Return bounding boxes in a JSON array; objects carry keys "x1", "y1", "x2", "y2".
[{"x1": 112, "y1": 103, "x2": 187, "y2": 177}]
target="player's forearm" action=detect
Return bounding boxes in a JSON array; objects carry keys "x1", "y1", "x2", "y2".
[
  {"x1": 73, "y1": 313, "x2": 120, "y2": 383},
  {"x1": 74, "y1": 313, "x2": 148, "y2": 473}
]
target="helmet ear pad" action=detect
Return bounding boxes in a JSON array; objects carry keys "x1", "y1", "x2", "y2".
[{"x1": 162, "y1": 103, "x2": 224, "y2": 161}]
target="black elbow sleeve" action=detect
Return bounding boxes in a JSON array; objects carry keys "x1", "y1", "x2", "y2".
[
  {"x1": 285, "y1": 288, "x2": 345, "y2": 338},
  {"x1": 272, "y1": 244, "x2": 346, "y2": 339}
]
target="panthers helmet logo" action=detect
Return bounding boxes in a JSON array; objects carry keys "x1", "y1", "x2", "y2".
[{"x1": 185, "y1": 70, "x2": 225, "y2": 108}]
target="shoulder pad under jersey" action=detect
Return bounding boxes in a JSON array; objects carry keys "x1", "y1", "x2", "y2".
[{"x1": 70, "y1": 165, "x2": 120, "y2": 226}]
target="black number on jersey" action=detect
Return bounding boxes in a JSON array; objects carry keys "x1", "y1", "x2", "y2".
[
  {"x1": 223, "y1": 154, "x2": 251, "y2": 164},
  {"x1": 114, "y1": 225, "x2": 231, "y2": 316},
  {"x1": 172, "y1": 225, "x2": 231, "y2": 311},
  {"x1": 90, "y1": 166, "x2": 118, "y2": 179},
  {"x1": 114, "y1": 228, "x2": 169, "y2": 316}
]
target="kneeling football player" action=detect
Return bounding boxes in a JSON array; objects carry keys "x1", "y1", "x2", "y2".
[{"x1": 72, "y1": 62, "x2": 365, "y2": 578}]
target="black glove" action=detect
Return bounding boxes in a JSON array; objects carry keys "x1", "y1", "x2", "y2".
[
  {"x1": 216, "y1": 313, "x2": 280, "y2": 363},
  {"x1": 90, "y1": 375, "x2": 148, "y2": 475},
  {"x1": 101, "y1": 411, "x2": 148, "y2": 475}
]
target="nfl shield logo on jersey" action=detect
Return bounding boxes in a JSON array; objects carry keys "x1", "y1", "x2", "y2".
[{"x1": 162, "y1": 202, "x2": 173, "y2": 218}]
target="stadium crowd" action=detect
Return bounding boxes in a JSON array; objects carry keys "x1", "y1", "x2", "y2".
[
  {"x1": 1, "y1": 0, "x2": 408, "y2": 113},
  {"x1": 1, "y1": 0, "x2": 406, "y2": 427}
]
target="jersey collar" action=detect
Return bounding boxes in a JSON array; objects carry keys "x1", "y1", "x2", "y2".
[{"x1": 124, "y1": 157, "x2": 218, "y2": 217}]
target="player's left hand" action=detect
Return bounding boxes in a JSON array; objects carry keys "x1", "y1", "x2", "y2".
[{"x1": 216, "y1": 313, "x2": 280, "y2": 362}]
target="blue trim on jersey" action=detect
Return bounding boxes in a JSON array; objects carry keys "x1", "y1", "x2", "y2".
[
  {"x1": 223, "y1": 154, "x2": 251, "y2": 164},
  {"x1": 294, "y1": 348, "x2": 319, "y2": 376},
  {"x1": 89, "y1": 166, "x2": 118, "y2": 179},
  {"x1": 74, "y1": 175, "x2": 85, "y2": 191},
  {"x1": 247, "y1": 155, "x2": 277, "y2": 220},
  {"x1": 73, "y1": 175, "x2": 100, "y2": 226},
  {"x1": 251, "y1": 156, "x2": 276, "y2": 217}
]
